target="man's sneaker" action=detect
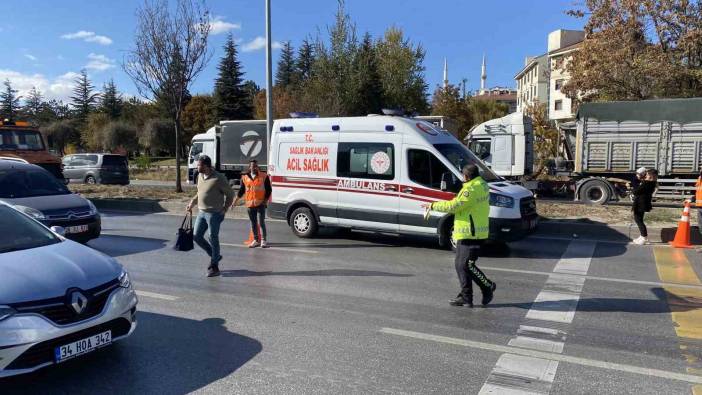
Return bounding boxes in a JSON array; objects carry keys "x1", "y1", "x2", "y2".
[
  {"x1": 207, "y1": 265, "x2": 221, "y2": 277},
  {"x1": 449, "y1": 294, "x2": 473, "y2": 308},
  {"x1": 482, "y1": 283, "x2": 497, "y2": 306},
  {"x1": 261, "y1": 240, "x2": 269, "y2": 248},
  {"x1": 248, "y1": 240, "x2": 260, "y2": 248},
  {"x1": 633, "y1": 236, "x2": 648, "y2": 245}
]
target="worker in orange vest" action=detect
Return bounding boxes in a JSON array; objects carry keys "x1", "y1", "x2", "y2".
[{"x1": 233, "y1": 159, "x2": 272, "y2": 248}]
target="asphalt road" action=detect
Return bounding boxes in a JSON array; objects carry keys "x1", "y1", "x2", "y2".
[{"x1": 2, "y1": 212, "x2": 702, "y2": 394}]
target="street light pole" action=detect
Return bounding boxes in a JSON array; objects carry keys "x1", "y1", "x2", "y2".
[{"x1": 265, "y1": 0, "x2": 273, "y2": 167}]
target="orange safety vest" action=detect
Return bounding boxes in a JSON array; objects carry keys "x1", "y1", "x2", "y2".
[
  {"x1": 242, "y1": 173, "x2": 268, "y2": 208},
  {"x1": 696, "y1": 177, "x2": 702, "y2": 208}
]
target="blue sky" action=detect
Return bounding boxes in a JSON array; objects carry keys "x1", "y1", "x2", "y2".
[{"x1": 1, "y1": 0, "x2": 584, "y2": 104}]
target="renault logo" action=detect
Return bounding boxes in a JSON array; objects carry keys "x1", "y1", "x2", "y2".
[{"x1": 70, "y1": 291, "x2": 88, "y2": 314}]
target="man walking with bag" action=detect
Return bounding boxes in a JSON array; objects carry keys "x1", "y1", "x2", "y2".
[
  {"x1": 186, "y1": 155, "x2": 234, "y2": 277},
  {"x1": 233, "y1": 159, "x2": 272, "y2": 248},
  {"x1": 423, "y1": 164, "x2": 496, "y2": 307}
]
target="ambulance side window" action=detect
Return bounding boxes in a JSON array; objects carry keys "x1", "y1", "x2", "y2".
[
  {"x1": 337, "y1": 143, "x2": 394, "y2": 180},
  {"x1": 408, "y1": 149, "x2": 459, "y2": 192}
]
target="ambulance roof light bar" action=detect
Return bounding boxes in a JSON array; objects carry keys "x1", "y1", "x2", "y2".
[
  {"x1": 381, "y1": 108, "x2": 405, "y2": 116},
  {"x1": 289, "y1": 112, "x2": 319, "y2": 119}
]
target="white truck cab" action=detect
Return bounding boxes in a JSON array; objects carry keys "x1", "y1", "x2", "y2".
[
  {"x1": 268, "y1": 114, "x2": 537, "y2": 247},
  {"x1": 466, "y1": 112, "x2": 534, "y2": 178}
]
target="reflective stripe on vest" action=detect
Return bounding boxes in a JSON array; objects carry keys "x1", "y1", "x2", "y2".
[
  {"x1": 696, "y1": 177, "x2": 702, "y2": 208},
  {"x1": 243, "y1": 174, "x2": 267, "y2": 208}
]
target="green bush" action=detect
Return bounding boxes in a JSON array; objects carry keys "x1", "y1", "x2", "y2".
[{"x1": 135, "y1": 155, "x2": 152, "y2": 170}]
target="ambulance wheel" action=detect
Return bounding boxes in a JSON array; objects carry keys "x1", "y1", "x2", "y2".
[
  {"x1": 439, "y1": 221, "x2": 456, "y2": 251},
  {"x1": 290, "y1": 207, "x2": 318, "y2": 238}
]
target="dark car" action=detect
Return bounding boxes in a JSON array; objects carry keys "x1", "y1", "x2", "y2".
[
  {"x1": 0, "y1": 160, "x2": 101, "y2": 243},
  {"x1": 62, "y1": 154, "x2": 130, "y2": 185}
]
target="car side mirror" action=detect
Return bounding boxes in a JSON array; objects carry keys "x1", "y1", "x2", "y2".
[
  {"x1": 440, "y1": 172, "x2": 449, "y2": 191},
  {"x1": 51, "y1": 226, "x2": 66, "y2": 236}
]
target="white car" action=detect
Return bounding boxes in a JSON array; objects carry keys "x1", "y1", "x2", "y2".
[{"x1": 0, "y1": 202, "x2": 137, "y2": 378}]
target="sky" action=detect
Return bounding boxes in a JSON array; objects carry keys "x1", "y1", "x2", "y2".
[{"x1": 0, "y1": 0, "x2": 584, "y2": 104}]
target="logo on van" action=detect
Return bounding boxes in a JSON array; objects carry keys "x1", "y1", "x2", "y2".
[{"x1": 240, "y1": 130, "x2": 263, "y2": 159}]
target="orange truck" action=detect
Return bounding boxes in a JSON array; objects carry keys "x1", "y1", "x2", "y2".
[{"x1": 0, "y1": 120, "x2": 64, "y2": 179}]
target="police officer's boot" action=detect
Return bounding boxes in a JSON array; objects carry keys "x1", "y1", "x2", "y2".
[{"x1": 450, "y1": 293, "x2": 473, "y2": 308}]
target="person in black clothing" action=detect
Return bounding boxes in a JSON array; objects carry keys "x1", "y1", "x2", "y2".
[{"x1": 632, "y1": 169, "x2": 658, "y2": 245}]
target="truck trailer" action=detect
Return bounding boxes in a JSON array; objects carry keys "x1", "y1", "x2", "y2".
[{"x1": 467, "y1": 98, "x2": 702, "y2": 204}]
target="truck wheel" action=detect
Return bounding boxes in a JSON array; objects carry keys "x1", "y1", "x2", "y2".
[
  {"x1": 580, "y1": 180, "x2": 610, "y2": 205},
  {"x1": 85, "y1": 175, "x2": 96, "y2": 185},
  {"x1": 290, "y1": 207, "x2": 318, "y2": 238}
]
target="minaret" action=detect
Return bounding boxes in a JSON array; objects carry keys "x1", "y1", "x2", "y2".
[
  {"x1": 443, "y1": 58, "x2": 448, "y2": 89},
  {"x1": 480, "y1": 54, "x2": 487, "y2": 94}
]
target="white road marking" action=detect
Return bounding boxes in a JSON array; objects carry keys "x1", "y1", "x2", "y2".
[
  {"x1": 135, "y1": 290, "x2": 179, "y2": 301},
  {"x1": 479, "y1": 354, "x2": 558, "y2": 394},
  {"x1": 220, "y1": 243, "x2": 319, "y2": 254},
  {"x1": 379, "y1": 327, "x2": 702, "y2": 385},
  {"x1": 508, "y1": 336, "x2": 564, "y2": 354},
  {"x1": 525, "y1": 290, "x2": 582, "y2": 324}
]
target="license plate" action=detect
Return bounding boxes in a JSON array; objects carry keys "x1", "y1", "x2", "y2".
[
  {"x1": 55, "y1": 330, "x2": 112, "y2": 363},
  {"x1": 66, "y1": 225, "x2": 89, "y2": 234}
]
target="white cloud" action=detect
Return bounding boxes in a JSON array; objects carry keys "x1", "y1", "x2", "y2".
[
  {"x1": 24, "y1": 54, "x2": 37, "y2": 61},
  {"x1": 0, "y1": 69, "x2": 80, "y2": 102},
  {"x1": 85, "y1": 53, "x2": 115, "y2": 71},
  {"x1": 209, "y1": 16, "x2": 241, "y2": 35},
  {"x1": 241, "y1": 36, "x2": 283, "y2": 52},
  {"x1": 61, "y1": 30, "x2": 113, "y2": 46}
]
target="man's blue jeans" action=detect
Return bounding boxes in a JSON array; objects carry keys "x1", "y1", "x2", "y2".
[{"x1": 193, "y1": 211, "x2": 225, "y2": 265}]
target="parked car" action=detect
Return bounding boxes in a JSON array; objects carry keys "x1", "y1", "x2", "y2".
[
  {"x1": 62, "y1": 154, "x2": 130, "y2": 185},
  {"x1": 0, "y1": 160, "x2": 101, "y2": 243},
  {"x1": 0, "y1": 201, "x2": 137, "y2": 378}
]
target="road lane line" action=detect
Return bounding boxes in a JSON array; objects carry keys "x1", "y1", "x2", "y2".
[
  {"x1": 379, "y1": 327, "x2": 702, "y2": 385},
  {"x1": 478, "y1": 240, "x2": 596, "y2": 394},
  {"x1": 220, "y1": 243, "x2": 319, "y2": 254},
  {"x1": 654, "y1": 247, "x2": 702, "y2": 394},
  {"x1": 135, "y1": 290, "x2": 179, "y2": 301}
]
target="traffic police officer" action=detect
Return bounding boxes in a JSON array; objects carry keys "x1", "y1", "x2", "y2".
[{"x1": 424, "y1": 164, "x2": 496, "y2": 307}]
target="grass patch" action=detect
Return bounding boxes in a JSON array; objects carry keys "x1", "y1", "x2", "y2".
[
  {"x1": 70, "y1": 184, "x2": 193, "y2": 201},
  {"x1": 129, "y1": 168, "x2": 188, "y2": 182}
]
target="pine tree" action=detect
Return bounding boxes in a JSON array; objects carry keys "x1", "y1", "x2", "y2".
[
  {"x1": 70, "y1": 70, "x2": 100, "y2": 125},
  {"x1": 24, "y1": 87, "x2": 44, "y2": 123},
  {"x1": 100, "y1": 79, "x2": 123, "y2": 119},
  {"x1": 295, "y1": 38, "x2": 315, "y2": 84},
  {"x1": 275, "y1": 41, "x2": 296, "y2": 88},
  {"x1": 0, "y1": 79, "x2": 22, "y2": 121},
  {"x1": 351, "y1": 33, "x2": 383, "y2": 115},
  {"x1": 213, "y1": 34, "x2": 251, "y2": 120}
]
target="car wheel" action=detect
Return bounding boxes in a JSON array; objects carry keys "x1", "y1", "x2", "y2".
[
  {"x1": 85, "y1": 175, "x2": 97, "y2": 185},
  {"x1": 290, "y1": 207, "x2": 318, "y2": 238}
]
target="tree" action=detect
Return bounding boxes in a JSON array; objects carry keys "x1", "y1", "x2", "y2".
[
  {"x1": 123, "y1": 0, "x2": 212, "y2": 192},
  {"x1": 349, "y1": 33, "x2": 383, "y2": 115},
  {"x1": 182, "y1": 94, "x2": 216, "y2": 145},
  {"x1": 41, "y1": 120, "x2": 79, "y2": 155},
  {"x1": 295, "y1": 38, "x2": 315, "y2": 84},
  {"x1": 70, "y1": 69, "x2": 100, "y2": 126},
  {"x1": 375, "y1": 27, "x2": 429, "y2": 114},
  {"x1": 120, "y1": 97, "x2": 160, "y2": 131},
  {"x1": 525, "y1": 102, "x2": 559, "y2": 179},
  {"x1": 102, "y1": 121, "x2": 139, "y2": 153},
  {"x1": 564, "y1": 0, "x2": 702, "y2": 102},
  {"x1": 253, "y1": 87, "x2": 297, "y2": 119},
  {"x1": 0, "y1": 79, "x2": 22, "y2": 121},
  {"x1": 431, "y1": 84, "x2": 473, "y2": 140},
  {"x1": 468, "y1": 99, "x2": 509, "y2": 127},
  {"x1": 100, "y1": 80, "x2": 123, "y2": 119},
  {"x1": 83, "y1": 113, "x2": 110, "y2": 151},
  {"x1": 213, "y1": 33, "x2": 250, "y2": 120},
  {"x1": 242, "y1": 80, "x2": 261, "y2": 118},
  {"x1": 139, "y1": 119, "x2": 176, "y2": 155},
  {"x1": 275, "y1": 41, "x2": 296, "y2": 88},
  {"x1": 23, "y1": 87, "x2": 44, "y2": 124}
]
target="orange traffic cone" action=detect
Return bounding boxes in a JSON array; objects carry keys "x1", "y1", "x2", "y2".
[
  {"x1": 670, "y1": 202, "x2": 693, "y2": 249},
  {"x1": 244, "y1": 225, "x2": 263, "y2": 245}
]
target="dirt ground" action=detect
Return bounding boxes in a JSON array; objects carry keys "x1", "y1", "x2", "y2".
[
  {"x1": 129, "y1": 168, "x2": 187, "y2": 182},
  {"x1": 70, "y1": 184, "x2": 686, "y2": 227}
]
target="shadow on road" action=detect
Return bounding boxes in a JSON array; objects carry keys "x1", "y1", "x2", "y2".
[
  {"x1": 488, "y1": 288, "x2": 701, "y2": 314},
  {"x1": 220, "y1": 268, "x2": 413, "y2": 278},
  {"x1": 0, "y1": 312, "x2": 262, "y2": 394},
  {"x1": 88, "y1": 234, "x2": 169, "y2": 258}
]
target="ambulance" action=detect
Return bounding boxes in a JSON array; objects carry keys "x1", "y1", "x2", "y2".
[{"x1": 267, "y1": 112, "x2": 538, "y2": 248}]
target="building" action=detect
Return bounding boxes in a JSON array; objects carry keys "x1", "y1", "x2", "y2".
[
  {"x1": 514, "y1": 29, "x2": 584, "y2": 122},
  {"x1": 547, "y1": 29, "x2": 584, "y2": 121},
  {"x1": 515, "y1": 54, "x2": 548, "y2": 113},
  {"x1": 472, "y1": 87, "x2": 518, "y2": 113}
]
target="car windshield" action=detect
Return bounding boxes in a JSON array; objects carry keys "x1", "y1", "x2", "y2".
[
  {"x1": 0, "y1": 169, "x2": 71, "y2": 198},
  {"x1": 0, "y1": 129, "x2": 45, "y2": 151},
  {"x1": 0, "y1": 205, "x2": 61, "y2": 253},
  {"x1": 433, "y1": 143, "x2": 500, "y2": 182}
]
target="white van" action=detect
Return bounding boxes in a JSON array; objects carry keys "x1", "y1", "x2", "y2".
[{"x1": 268, "y1": 115, "x2": 537, "y2": 248}]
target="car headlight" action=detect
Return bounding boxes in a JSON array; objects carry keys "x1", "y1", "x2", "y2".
[
  {"x1": 0, "y1": 305, "x2": 17, "y2": 322},
  {"x1": 118, "y1": 271, "x2": 132, "y2": 289},
  {"x1": 87, "y1": 200, "x2": 98, "y2": 216},
  {"x1": 14, "y1": 205, "x2": 46, "y2": 221},
  {"x1": 489, "y1": 193, "x2": 514, "y2": 208}
]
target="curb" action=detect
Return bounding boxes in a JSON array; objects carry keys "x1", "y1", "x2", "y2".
[
  {"x1": 90, "y1": 198, "x2": 252, "y2": 220},
  {"x1": 536, "y1": 220, "x2": 702, "y2": 245}
]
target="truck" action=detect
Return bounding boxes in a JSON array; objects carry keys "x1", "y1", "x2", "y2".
[
  {"x1": 466, "y1": 97, "x2": 702, "y2": 204},
  {"x1": 187, "y1": 120, "x2": 267, "y2": 185},
  {"x1": 0, "y1": 120, "x2": 64, "y2": 180}
]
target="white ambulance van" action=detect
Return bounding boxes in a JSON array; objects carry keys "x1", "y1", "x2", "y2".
[{"x1": 267, "y1": 114, "x2": 538, "y2": 248}]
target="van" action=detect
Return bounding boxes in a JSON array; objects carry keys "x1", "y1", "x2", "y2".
[
  {"x1": 268, "y1": 114, "x2": 538, "y2": 248},
  {"x1": 62, "y1": 154, "x2": 129, "y2": 185}
]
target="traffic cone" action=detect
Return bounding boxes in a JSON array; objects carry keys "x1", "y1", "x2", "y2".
[
  {"x1": 670, "y1": 202, "x2": 693, "y2": 249},
  {"x1": 244, "y1": 225, "x2": 263, "y2": 245}
]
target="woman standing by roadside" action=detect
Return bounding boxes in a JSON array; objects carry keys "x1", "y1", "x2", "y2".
[{"x1": 632, "y1": 169, "x2": 658, "y2": 245}]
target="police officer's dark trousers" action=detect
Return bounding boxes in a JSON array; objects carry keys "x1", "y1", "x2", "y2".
[{"x1": 454, "y1": 239, "x2": 494, "y2": 300}]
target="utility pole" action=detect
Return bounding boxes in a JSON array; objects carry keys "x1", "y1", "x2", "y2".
[{"x1": 265, "y1": 0, "x2": 273, "y2": 166}]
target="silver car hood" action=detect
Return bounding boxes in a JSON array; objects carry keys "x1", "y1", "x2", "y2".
[
  {"x1": 0, "y1": 240, "x2": 122, "y2": 304},
  {"x1": 4, "y1": 193, "x2": 90, "y2": 212}
]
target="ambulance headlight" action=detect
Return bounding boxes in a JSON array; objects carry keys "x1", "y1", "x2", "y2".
[{"x1": 489, "y1": 193, "x2": 514, "y2": 208}]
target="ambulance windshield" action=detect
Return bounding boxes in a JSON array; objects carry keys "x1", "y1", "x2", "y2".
[{"x1": 433, "y1": 143, "x2": 500, "y2": 182}]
